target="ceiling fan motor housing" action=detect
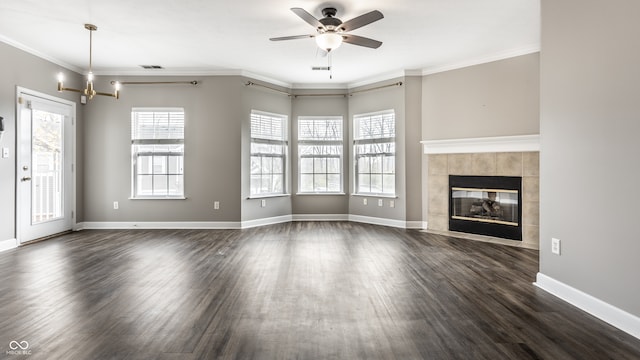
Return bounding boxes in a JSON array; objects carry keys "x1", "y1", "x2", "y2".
[{"x1": 320, "y1": 8, "x2": 343, "y2": 30}]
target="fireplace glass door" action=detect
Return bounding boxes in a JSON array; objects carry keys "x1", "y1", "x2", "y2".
[{"x1": 451, "y1": 188, "x2": 519, "y2": 226}]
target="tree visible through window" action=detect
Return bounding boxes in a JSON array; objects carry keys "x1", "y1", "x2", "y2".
[
  {"x1": 298, "y1": 116, "x2": 343, "y2": 193},
  {"x1": 354, "y1": 110, "x2": 395, "y2": 195},
  {"x1": 250, "y1": 110, "x2": 288, "y2": 196},
  {"x1": 131, "y1": 108, "x2": 185, "y2": 198}
]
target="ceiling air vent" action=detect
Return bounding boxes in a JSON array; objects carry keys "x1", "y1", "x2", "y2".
[{"x1": 139, "y1": 65, "x2": 164, "y2": 69}]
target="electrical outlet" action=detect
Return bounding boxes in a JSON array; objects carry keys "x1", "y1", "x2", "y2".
[
  {"x1": 363, "y1": 198, "x2": 368, "y2": 205},
  {"x1": 378, "y1": 199, "x2": 383, "y2": 207},
  {"x1": 261, "y1": 199, "x2": 266, "y2": 208},
  {"x1": 113, "y1": 201, "x2": 119, "y2": 210},
  {"x1": 214, "y1": 201, "x2": 220, "y2": 210},
  {"x1": 389, "y1": 200, "x2": 395, "y2": 208},
  {"x1": 551, "y1": 238, "x2": 561, "y2": 255}
]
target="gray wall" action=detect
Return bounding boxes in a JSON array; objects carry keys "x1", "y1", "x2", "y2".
[
  {"x1": 540, "y1": 0, "x2": 640, "y2": 316},
  {"x1": 0, "y1": 42, "x2": 83, "y2": 242},
  {"x1": 83, "y1": 75, "x2": 244, "y2": 222},
  {"x1": 422, "y1": 53, "x2": 540, "y2": 141},
  {"x1": 420, "y1": 53, "x2": 540, "y2": 228},
  {"x1": 290, "y1": 90, "x2": 349, "y2": 216},
  {"x1": 404, "y1": 76, "x2": 423, "y2": 224},
  {"x1": 348, "y1": 78, "x2": 408, "y2": 222},
  {"x1": 240, "y1": 81, "x2": 293, "y2": 222}
]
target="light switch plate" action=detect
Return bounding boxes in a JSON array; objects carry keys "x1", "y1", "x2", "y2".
[
  {"x1": 1, "y1": 147, "x2": 8, "y2": 158},
  {"x1": 551, "y1": 238, "x2": 561, "y2": 255}
]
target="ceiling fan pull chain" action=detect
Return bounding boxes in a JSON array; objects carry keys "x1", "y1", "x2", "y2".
[{"x1": 329, "y1": 52, "x2": 333, "y2": 79}]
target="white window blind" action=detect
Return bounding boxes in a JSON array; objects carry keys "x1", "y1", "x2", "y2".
[
  {"x1": 250, "y1": 111, "x2": 288, "y2": 196},
  {"x1": 298, "y1": 116, "x2": 343, "y2": 193},
  {"x1": 131, "y1": 108, "x2": 185, "y2": 198},
  {"x1": 354, "y1": 110, "x2": 396, "y2": 195}
]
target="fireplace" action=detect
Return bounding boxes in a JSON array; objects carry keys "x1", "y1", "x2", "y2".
[{"x1": 449, "y1": 175, "x2": 522, "y2": 240}]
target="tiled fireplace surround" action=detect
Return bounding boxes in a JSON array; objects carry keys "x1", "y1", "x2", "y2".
[{"x1": 424, "y1": 137, "x2": 540, "y2": 249}]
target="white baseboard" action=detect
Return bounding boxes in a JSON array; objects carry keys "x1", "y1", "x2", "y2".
[
  {"x1": 76, "y1": 216, "x2": 423, "y2": 232},
  {"x1": 535, "y1": 273, "x2": 640, "y2": 340},
  {"x1": 406, "y1": 221, "x2": 427, "y2": 229},
  {"x1": 240, "y1": 215, "x2": 292, "y2": 229},
  {"x1": 81, "y1": 221, "x2": 241, "y2": 230},
  {"x1": 348, "y1": 215, "x2": 407, "y2": 229},
  {"x1": 0, "y1": 238, "x2": 18, "y2": 252},
  {"x1": 292, "y1": 214, "x2": 349, "y2": 222}
]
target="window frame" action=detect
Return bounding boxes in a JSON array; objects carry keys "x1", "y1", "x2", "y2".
[
  {"x1": 353, "y1": 109, "x2": 396, "y2": 197},
  {"x1": 130, "y1": 107, "x2": 185, "y2": 199},
  {"x1": 297, "y1": 116, "x2": 344, "y2": 195},
  {"x1": 250, "y1": 110, "x2": 289, "y2": 198}
]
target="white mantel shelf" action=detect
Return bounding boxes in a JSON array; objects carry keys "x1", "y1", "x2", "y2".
[{"x1": 421, "y1": 135, "x2": 540, "y2": 154}]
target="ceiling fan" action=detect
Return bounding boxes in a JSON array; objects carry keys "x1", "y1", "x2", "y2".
[{"x1": 270, "y1": 7, "x2": 384, "y2": 52}]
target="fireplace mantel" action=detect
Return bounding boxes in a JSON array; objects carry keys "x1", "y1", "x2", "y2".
[{"x1": 421, "y1": 135, "x2": 540, "y2": 154}]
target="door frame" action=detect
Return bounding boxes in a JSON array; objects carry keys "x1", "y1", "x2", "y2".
[{"x1": 15, "y1": 86, "x2": 77, "y2": 244}]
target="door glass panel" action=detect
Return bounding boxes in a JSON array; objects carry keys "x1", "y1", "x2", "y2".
[{"x1": 31, "y1": 109, "x2": 64, "y2": 224}]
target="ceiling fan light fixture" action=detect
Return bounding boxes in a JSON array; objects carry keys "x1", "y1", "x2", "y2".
[{"x1": 315, "y1": 32, "x2": 343, "y2": 51}]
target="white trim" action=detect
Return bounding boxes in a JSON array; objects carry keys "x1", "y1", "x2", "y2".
[
  {"x1": 345, "y1": 70, "x2": 407, "y2": 89},
  {"x1": 82, "y1": 221, "x2": 241, "y2": 230},
  {"x1": 0, "y1": 35, "x2": 82, "y2": 73},
  {"x1": 421, "y1": 45, "x2": 540, "y2": 76},
  {"x1": 406, "y1": 221, "x2": 427, "y2": 229},
  {"x1": 534, "y1": 273, "x2": 640, "y2": 340},
  {"x1": 73, "y1": 216, "x2": 421, "y2": 232},
  {"x1": 292, "y1": 214, "x2": 349, "y2": 222},
  {"x1": 421, "y1": 135, "x2": 540, "y2": 154},
  {"x1": 241, "y1": 215, "x2": 292, "y2": 229},
  {"x1": 0, "y1": 238, "x2": 18, "y2": 252},
  {"x1": 15, "y1": 87, "x2": 77, "y2": 244},
  {"x1": 348, "y1": 215, "x2": 407, "y2": 229}
]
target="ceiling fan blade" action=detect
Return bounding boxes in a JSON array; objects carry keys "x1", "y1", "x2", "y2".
[
  {"x1": 342, "y1": 34, "x2": 383, "y2": 49},
  {"x1": 291, "y1": 8, "x2": 323, "y2": 29},
  {"x1": 339, "y1": 10, "x2": 384, "y2": 32},
  {"x1": 270, "y1": 34, "x2": 315, "y2": 41}
]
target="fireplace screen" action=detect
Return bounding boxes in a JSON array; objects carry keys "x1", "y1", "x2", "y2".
[{"x1": 451, "y1": 187, "x2": 519, "y2": 226}]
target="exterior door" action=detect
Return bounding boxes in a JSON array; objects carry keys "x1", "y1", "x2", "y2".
[{"x1": 17, "y1": 89, "x2": 75, "y2": 243}]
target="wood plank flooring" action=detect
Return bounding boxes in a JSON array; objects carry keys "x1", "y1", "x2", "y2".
[{"x1": 0, "y1": 222, "x2": 639, "y2": 359}]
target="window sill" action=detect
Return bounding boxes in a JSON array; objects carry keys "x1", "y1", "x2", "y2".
[
  {"x1": 351, "y1": 193, "x2": 398, "y2": 199},
  {"x1": 129, "y1": 196, "x2": 187, "y2": 200},
  {"x1": 247, "y1": 194, "x2": 291, "y2": 200},
  {"x1": 296, "y1": 192, "x2": 346, "y2": 196}
]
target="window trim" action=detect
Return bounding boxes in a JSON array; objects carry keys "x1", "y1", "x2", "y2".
[
  {"x1": 250, "y1": 110, "x2": 289, "y2": 196},
  {"x1": 131, "y1": 107, "x2": 185, "y2": 199},
  {"x1": 353, "y1": 109, "x2": 396, "y2": 197},
  {"x1": 297, "y1": 116, "x2": 344, "y2": 194}
]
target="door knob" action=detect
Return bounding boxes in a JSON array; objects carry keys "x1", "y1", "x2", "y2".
[{"x1": 21, "y1": 176, "x2": 32, "y2": 182}]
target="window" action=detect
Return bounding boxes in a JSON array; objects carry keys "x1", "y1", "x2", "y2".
[
  {"x1": 131, "y1": 108, "x2": 185, "y2": 198},
  {"x1": 298, "y1": 116, "x2": 343, "y2": 193},
  {"x1": 354, "y1": 110, "x2": 396, "y2": 195},
  {"x1": 250, "y1": 110, "x2": 288, "y2": 196}
]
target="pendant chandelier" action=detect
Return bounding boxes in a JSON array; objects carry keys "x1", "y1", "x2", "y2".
[{"x1": 57, "y1": 24, "x2": 120, "y2": 101}]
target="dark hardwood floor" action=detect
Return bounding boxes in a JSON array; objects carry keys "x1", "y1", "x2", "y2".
[{"x1": 0, "y1": 222, "x2": 639, "y2": 359}]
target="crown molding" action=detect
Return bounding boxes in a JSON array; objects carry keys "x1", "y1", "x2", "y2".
[
  {"x1": 0, "y1": 35, "x2": 82, "y2": 73},
  {"x1": 421, "y1": 45, "x2": 540, "y2": 76},
  {"x1": 2, "y1": 34, "x2": 539, "y2": 91}
]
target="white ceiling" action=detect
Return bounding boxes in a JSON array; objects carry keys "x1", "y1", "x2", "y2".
[{"x1": 0, "y1": 0, "x2": 540, "y2": 88}]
